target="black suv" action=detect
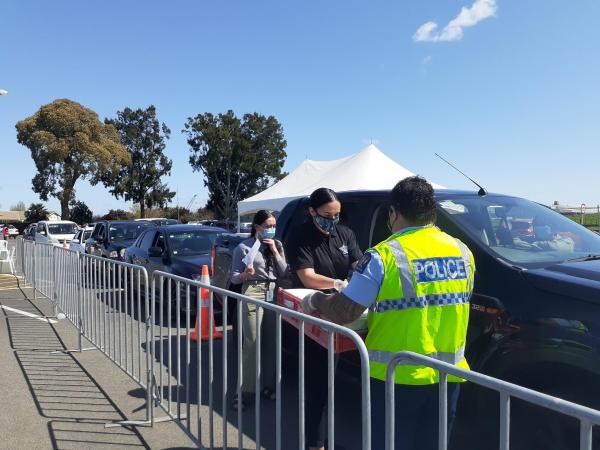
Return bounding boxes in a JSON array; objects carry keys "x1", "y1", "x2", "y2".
[
  {"x1": 85, "y1": 220, "x2": 152, "y2": 260},
  {"x1": 213, "y1": 189, "x2": 600, "y2": 449}
]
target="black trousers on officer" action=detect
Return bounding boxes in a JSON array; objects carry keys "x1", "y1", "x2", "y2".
[{"x1": 370, "y1": 378, "x2": 461, "y2": 450}]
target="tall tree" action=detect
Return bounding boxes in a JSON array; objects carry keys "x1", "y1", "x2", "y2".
[
  {"x1": 10, "y1": 201, "x2": 26, "y2": 211},
  {"x1": 104, "y1": 105, "x2": 175, "y2": 218},
  {"x1": 183, "y1": 110, "x2": 287, "y2": 220},
  {"x1": 16, "y1": 99, "x2": 130, "y2": 219},
  {"x1": 69, "y1": 200, "x2": 93, "y2": 225},
  {"x1": 24, "y1": 203, "x2": 49, "y2": 222}
]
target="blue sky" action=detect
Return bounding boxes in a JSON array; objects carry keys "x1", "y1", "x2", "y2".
[{"x1": 1, "y1": 0, "x2": 599, "y2": 215}]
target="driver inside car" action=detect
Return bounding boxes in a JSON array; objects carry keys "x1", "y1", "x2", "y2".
[{"x1": 514, "y1": 216, "x2": 575, "y2": 252}]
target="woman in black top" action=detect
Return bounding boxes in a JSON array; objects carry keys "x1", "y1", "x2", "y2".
[{"x1": 286, "y1": 188, "x2": 362, "y2": 450}]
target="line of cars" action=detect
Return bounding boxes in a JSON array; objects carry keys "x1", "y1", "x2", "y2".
[{"x1": 24, "y1": 217, "x2": 231, "y2": 314}]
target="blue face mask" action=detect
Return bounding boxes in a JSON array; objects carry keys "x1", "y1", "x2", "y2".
[
  {"x1": 314, "y1": 214, "x2": 339, "y2": 233},
  {"x1": 534, "y1": 225, "x2": 552, "y2": 241},
  {"x1": 261, "y1": 228, "x2": 276, "y2": 240}
]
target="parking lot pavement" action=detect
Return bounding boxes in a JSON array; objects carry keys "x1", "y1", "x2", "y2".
[{"x1": 0, "y1": 273, "x2": 195, "y2": 450}]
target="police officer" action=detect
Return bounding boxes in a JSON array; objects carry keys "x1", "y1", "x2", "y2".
[{"x1": 302, "y1": 176, "x2": 475, "y2": 450}]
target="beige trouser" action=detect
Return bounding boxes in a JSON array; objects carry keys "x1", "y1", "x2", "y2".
[{"x1": 241, "y1": 283, "x2": 276, "y2": 393}]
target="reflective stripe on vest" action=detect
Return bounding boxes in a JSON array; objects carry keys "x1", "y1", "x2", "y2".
[
  {"x1": 369, "y1": 346, "x2": 466, "y2": 365},
  {"x1": 371, "y1": 291, "x2": 471, "y2": 313}
]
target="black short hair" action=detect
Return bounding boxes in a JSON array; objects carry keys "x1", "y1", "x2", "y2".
[
  {"x1": 389, "y1": 176, "x2": 435, "y2": 225},
  {"x1": 309, "y1": 188, "x2": 339, "y2": 210}
]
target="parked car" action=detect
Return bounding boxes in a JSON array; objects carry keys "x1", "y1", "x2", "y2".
[
  {"x1": 124, "y1": 224, "x2": 226, "y2": 313},
  {"x1": 69, "y1": 226, "x2": 94, "y2": 253},
  {"x1": 196, "y1": 220, "x2": 237, "y2": 232},
  {"x1": 34, "y1": 220, "x2": 79, "y2": 246},
  {"x1": 6, "y1": 225, "x2": 19, "y2": 238},
  {"x1": 212, "y1": 188, "x2": 600, "y2": 450},
  {"x1": 85, "y1": 220, "x2": 152, "y2": 260},
  {"x1": 135, "y1": 218, "x2": 181, "y2": 226}
]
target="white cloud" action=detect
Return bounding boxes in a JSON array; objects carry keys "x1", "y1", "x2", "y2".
[{"x1": 413, "y1": 0, "x2": 497, "y2": 43}]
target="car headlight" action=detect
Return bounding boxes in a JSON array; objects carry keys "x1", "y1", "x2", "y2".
[
  {"x1": 119, "y1": 248, "x2": 126, "y2": 258},
  {"x1": 109, "y1": 250, "x2": 118, "y2": 258}
]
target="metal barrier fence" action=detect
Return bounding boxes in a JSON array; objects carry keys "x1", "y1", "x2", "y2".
[
  {"x1": 15, "y1": 239, "x2": 153, "y2": 426},
  {"x1": 13, "y1": 240, "x2": 372, "y2": 448},
  {"x1": 385, "y1": 351, "x2": 600, "y2": 450},
  {"x1": 150, "y1": 270, "x2": 371, "y2": 450}
]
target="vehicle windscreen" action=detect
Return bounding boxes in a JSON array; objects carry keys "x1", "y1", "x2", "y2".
[
  {"x1": 156, "y1": 219, "x2": 180, "y2": 226},
  {"x1": 437, "y1": 195, "x2": 600, "y2": 266},
  {"x1": 48, "y1": 223, "x2": 78, "y2": 235},
  {"x1": 168, "y1": 230, "x2": 220, "y2": 256},
  {"x1": 109, "y1": 223, "x2": 150, "y2": 242},
  {"x1": 83, "y1": 230, "x2": 93, "y2": 240}
]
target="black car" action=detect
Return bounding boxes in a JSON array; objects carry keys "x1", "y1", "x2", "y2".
[
  {"x1": 213, "y1": 189, "x2": 600, "y2": 450},
  {"x1": 124, "y1": 224, "x2": 226, "y2": 313},
  {"x1": 85, "y1": 220, "x2": 152, "y2": 260}
]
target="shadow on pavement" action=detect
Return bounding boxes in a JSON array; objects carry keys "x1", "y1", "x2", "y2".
[{"x1": 1, "y1": 283, "x2": 150, "y2": 450}]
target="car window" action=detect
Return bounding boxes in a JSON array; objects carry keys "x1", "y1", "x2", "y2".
[
  {"x1": 109, "y1": 223, "x2": 151, "y2": 241},
  {"x1": 152, "y1": 232, "x2": 166, "y2": 251},
  {"x1": 48, "y1": 223, "x2": 78, "y2": 235},
  {"x1": 140, "y1": 230, "x2": 156, "y2": 249},
  {"x1": 370, "y1": 203, "x2": 390, "y2": 247},
  {"x1": 73, "y1": 230, "x2": 82, "y2": 241},
  {"x1": 83, "y1": 230, "x2": 92, "y2": 240},
  {"x1": 94, "y1": 224, "x2": 105, "y2": 238},
  {"x1": 168, "y1": 230, "x2": 219, "y2": 256},
  {"x1": 437, "y1": 195, "x2": 600, "y2": 266}
]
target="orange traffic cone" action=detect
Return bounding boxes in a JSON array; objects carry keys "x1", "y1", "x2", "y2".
[{"x1": 190, "y1": 264, "x2": 222, "y2": 341}]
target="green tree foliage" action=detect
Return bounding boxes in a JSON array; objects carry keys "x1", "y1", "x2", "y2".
[
  {"x1": 24, "y1": 203, "x2": 49, "y2": 222},
  {"x1": 104, "y1": 105, "x2": 175, "y2": 218},
  {"x1": 101, "y1": 209, "x2": 131, "y2": 221},
  {"x1": 10, "y1": 201, "x2": 26, "y2": 211},
  {"x1": 183, "y1": 110, "x2": 287, "y2": 220},
  {"x1": 69, "y1": 200, "x2": 93, "y2": 225},
  {"x1": 15, "y1": 99, "x2": 130, "y2": 219}
]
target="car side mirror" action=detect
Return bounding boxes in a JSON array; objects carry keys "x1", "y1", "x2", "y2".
[{"x1": 148, "y1": 247, "x2": 163, "y2": 257}]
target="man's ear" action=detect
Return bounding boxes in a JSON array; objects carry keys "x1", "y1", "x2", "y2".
[{"x1": 308, "y1": 207, "x2": 316, "y2": 217}]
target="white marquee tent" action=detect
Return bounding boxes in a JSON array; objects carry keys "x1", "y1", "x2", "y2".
[{"x1": 237, "y1": 144, "x2": 445, "y2": 217}]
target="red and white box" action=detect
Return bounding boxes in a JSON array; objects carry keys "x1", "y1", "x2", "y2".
[{"x1": 277, "y1": 288, "x2": 367, "y2": 353}]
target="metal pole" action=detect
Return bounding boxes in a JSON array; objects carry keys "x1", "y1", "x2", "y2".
[
  {"x1": 500, "y1": 392, "x2": 511, "y2": 450},
  {"x1": 438, "y1": 372, "x2": 448, "y2": 450}
]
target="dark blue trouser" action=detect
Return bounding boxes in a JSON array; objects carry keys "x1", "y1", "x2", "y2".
[{"x1": 370, "y1": 378, "x2": 461, "y2": 450}]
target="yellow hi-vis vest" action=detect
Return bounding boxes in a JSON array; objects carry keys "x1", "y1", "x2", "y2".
[{"x1": 367, "y1": 226, "x2": 475, "y2": 385}]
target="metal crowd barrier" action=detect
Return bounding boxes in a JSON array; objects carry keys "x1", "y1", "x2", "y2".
[
  {"x1": 151, "y1": 270, "x2": 372, "y2": 450},
  {"x1": 14, "y1": 239, "x2": 372, "y2": 448},
  {"x1": 385, "y1": 351, "x2": 600, "y2": 450},
  {"x1": 15, "y1": 239, "x2": 153, "y2": 426}
]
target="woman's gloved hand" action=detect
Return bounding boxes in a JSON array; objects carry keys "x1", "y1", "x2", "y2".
[{"x1": 333, "y1": 279, "x2": 348, "y2": 292}]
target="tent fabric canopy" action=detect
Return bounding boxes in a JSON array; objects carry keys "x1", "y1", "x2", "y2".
[{"x1": 238, "y1": 144, "x2": 444, "y2": 216}]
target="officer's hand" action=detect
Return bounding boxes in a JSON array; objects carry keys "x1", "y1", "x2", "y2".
[{"x1": 301, "y1": 293, "x2": 316, "y2": 314}]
